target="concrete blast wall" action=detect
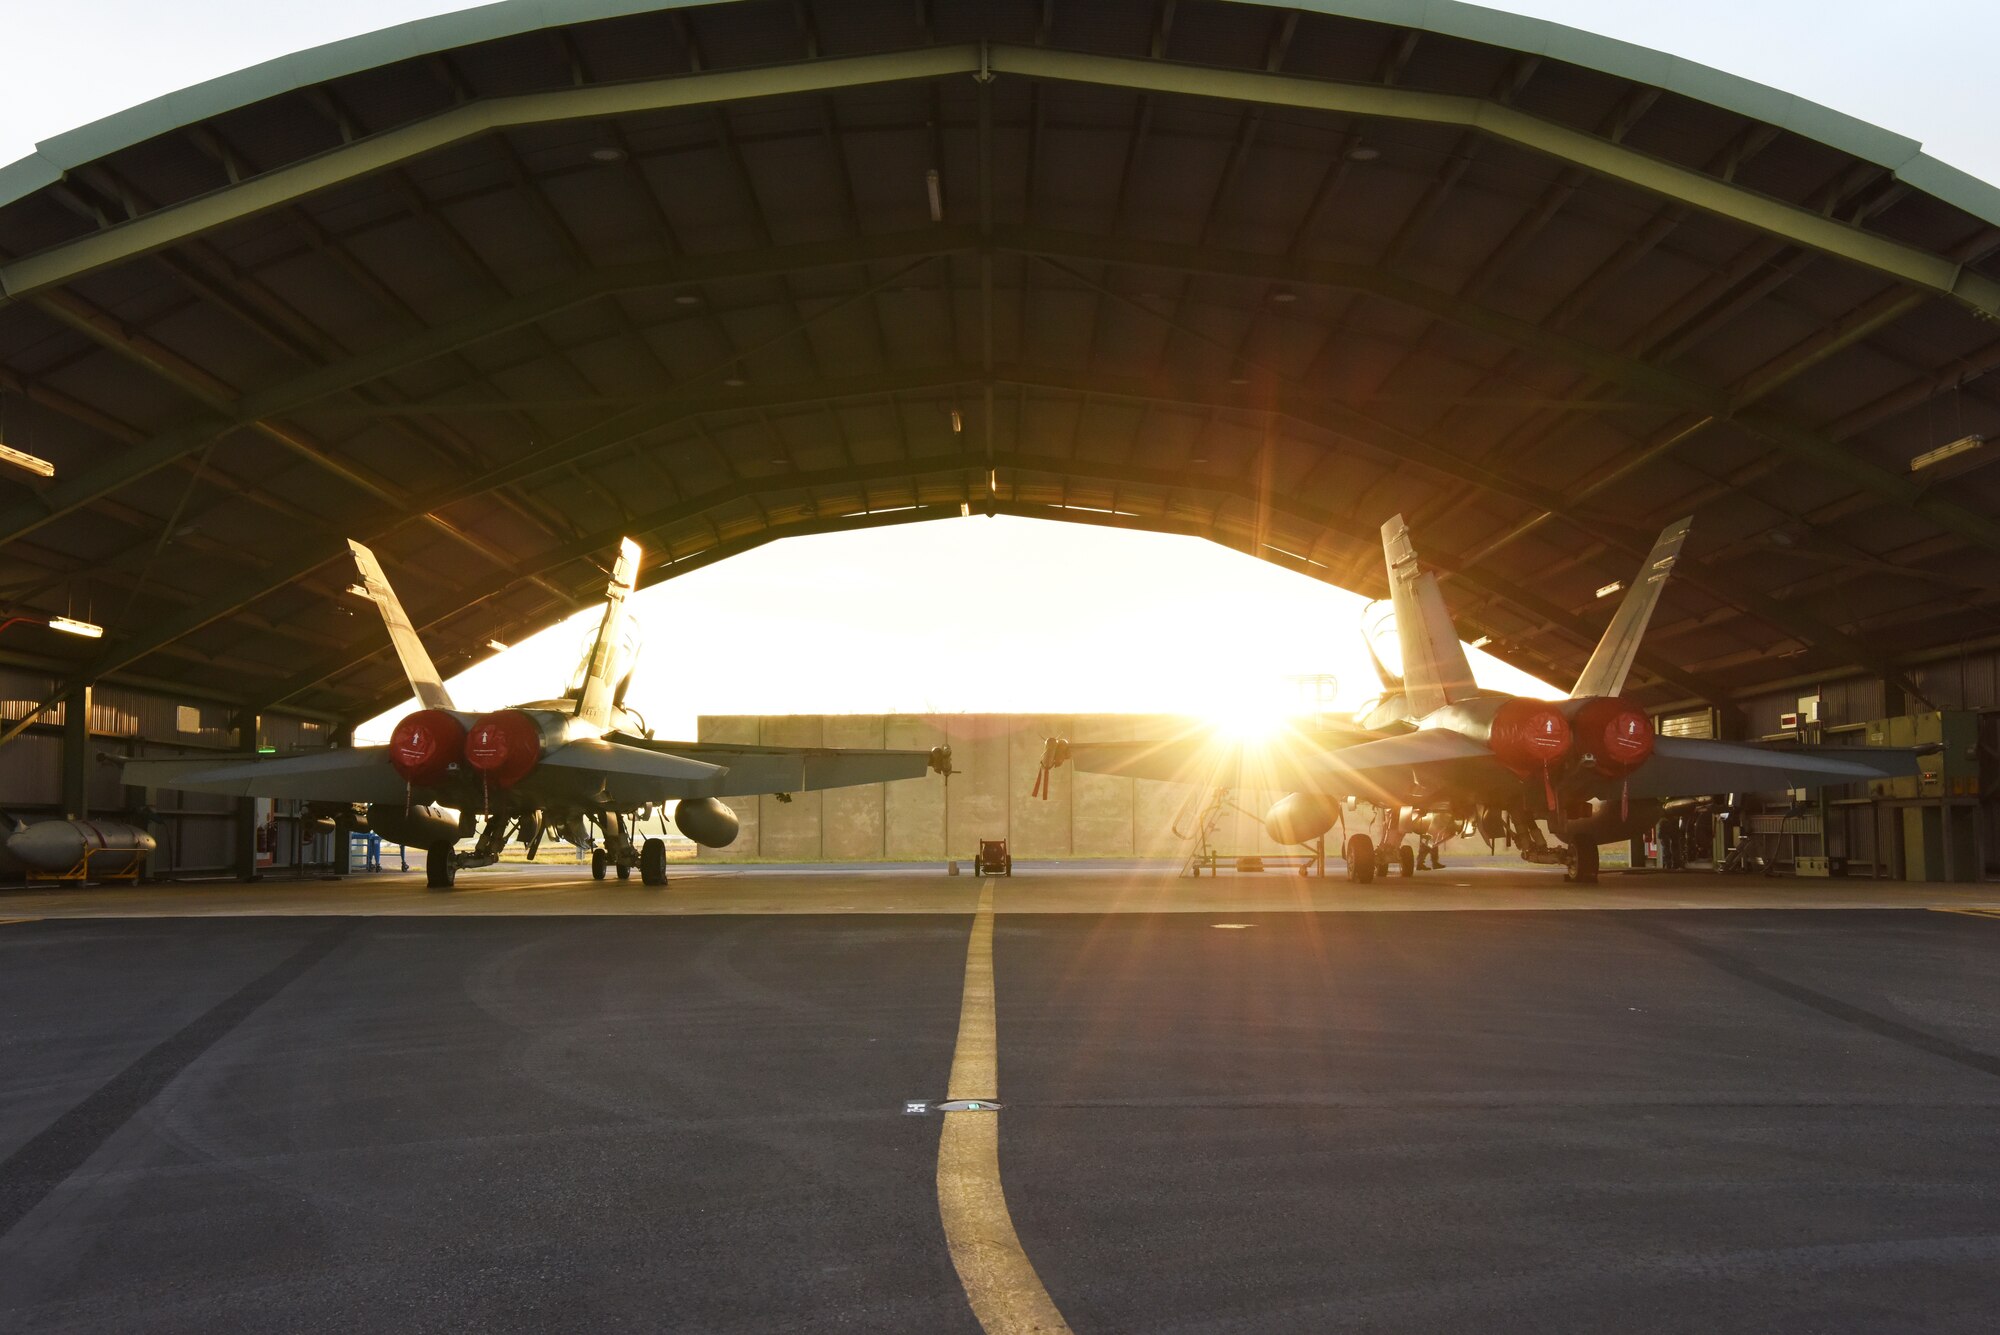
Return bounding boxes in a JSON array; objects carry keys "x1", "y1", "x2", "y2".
[{"x1": 696, "y1": 714, "x2": 1305, "y2": 862}]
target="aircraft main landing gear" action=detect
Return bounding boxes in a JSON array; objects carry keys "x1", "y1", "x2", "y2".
[
  {"x1": 1345, "y1": 833, "x2": 1376, "y2": 884},
  {"x1": 1398, "y1": 844, "x2": 1417, "y2": 878},
  {"x1": 591, "y1": 847, "x2": 608, "y2": 881},
  {"x1": 425, "y1": 847, "x2": 456, "y2": 890},
  {"x1": 1565, "y1": 842, "x2": 1600, "y2": 885},
  {"x1": 639, "y1": 837, "x2": 668, "y2": 887}
]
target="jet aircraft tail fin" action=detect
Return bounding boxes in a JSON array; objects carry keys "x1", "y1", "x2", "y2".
[
  {"x1": 573, "y1": 538, "x2": 642, "y2": 729},
  {"x1": 1380, "y1": 514, "x2": 1478, "y2": 718},
  {"x1": 1569, "y1": 516, "x2": 1692, "y2": 700},
  {"x1": 348, "y1": 539, "x2": 455, "y2": 712}
]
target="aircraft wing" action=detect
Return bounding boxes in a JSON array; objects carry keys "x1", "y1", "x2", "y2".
[
  {"x1": 1294, "y1": 729, "x2": 1498, "y2": 800},
  {"x1": 605, "y1": 737, "x2": 945, "y2": 798},
  {"x1": 123, "y1": 748, "x2": 407, "y2": 803},
  {"x1": 1623, "y1": 738, "x2": 1918, "y2": 799}
]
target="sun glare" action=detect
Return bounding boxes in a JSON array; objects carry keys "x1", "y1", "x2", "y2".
[{"x1": 1205, "y1": 698, "x2": 1298, "y2": 744}]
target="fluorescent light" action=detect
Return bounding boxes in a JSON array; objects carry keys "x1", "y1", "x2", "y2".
[
  {"x1": 925, "y1": 168, "x2": 943, "y2": 223},
  {"x1": 960, "y1": 501, "x2": 971, "y2": 517},
  {"x1": 1910, "y1": 433, "x2": 1985, "y2": 472},
  {"x1": 1595, "y1": 580, "x2": 1625, "y2": 599},
  {"x1": 0, "y1": 442, "x2": 55, "y2": 478},
  {"x1": 486, "y1": 639, "x2": 510, "y2": 653},
  {"x1": 1469, "y1": 635, "x2": 1492, "y2": 649},
  {"x1": 950, "y1": 409, "x2": 963, "y2": 433},
  {"x1": 48, "y1": 616, "x2": 103, "y2": 638},
  {"x1": 346, "y1": 583, "x2": 371, "y2": 598}
]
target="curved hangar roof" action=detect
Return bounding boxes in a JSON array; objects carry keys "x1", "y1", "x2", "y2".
[{"x1": 1, "y1": 0, "x2": 1998, "y2": 723}]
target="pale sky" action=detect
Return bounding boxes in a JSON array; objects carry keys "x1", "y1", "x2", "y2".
[{"x1": 5, "y1": 1, "x2": 1995, "y2": 738}]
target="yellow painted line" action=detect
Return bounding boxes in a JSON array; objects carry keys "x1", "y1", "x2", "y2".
[
  {"x1": 936, "y1": 881, "x2": 1071, "y2": 1335},
  {"x1": 0, "y1": 916, "x2": 39, "y2": 925},
  {"x1": 1932, "y1": 907, "x2": 2000, "y2": 919}
]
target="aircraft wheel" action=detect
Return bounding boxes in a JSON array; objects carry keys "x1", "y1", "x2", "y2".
[
  {"x1": 1399, "y1": 845, "x2": 1417, "y2": 878},
  {"x1": 639, "y1": 837, "x2": 668, "y2": 887},
  {"x1": 1346, "y1": 834, "x2": 1375, "y2": 884},
  {"x1": 590, "y1": 848, "x2": 608, "y2": 881},
  {"x1": 616, "y1": 859, "x2": 632, "y2": 881},
  {"x1": 425, "y1": 849, "x2": 456, "y2": 890},
  {"x1": 1566, "y1": 842, "x2": 1600, "y2": 885}
]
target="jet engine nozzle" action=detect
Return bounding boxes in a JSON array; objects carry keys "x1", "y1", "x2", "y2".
[
  {"x1": 389, "y1": 709, "x2": 467, "y2": 787},
  {"x1": 464, "y1": 710, "x2": 543, "y2": 788},
  {"x1": 1488, "y1": 699, "x2": 1573, "y2": 775},
  {"x1": 1571, "y1": 696, "x2": 1654, "y2": 777}
]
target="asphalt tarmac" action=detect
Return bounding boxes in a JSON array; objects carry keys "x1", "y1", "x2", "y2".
[{"x1": 2, "y1": 870, "x2": 1997, "y2": 1332}]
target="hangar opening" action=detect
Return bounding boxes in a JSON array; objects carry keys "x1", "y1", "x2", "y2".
[{"x1": 0, "y1": 0, "x2": 1997, "y2": 882}]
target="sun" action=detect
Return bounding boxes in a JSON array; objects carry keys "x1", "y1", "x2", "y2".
[{"x1": 1205, "y1": 697, "x2": 1298, "y2": 744}]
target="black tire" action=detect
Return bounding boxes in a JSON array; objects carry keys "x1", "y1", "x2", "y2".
[
  {"x1": 1568, "y1": 842, "x2": 1600, "y2": 885},
  {"x1": 590, "y1": 848, "x2": 607, "y2": 881},
  {"x1": 1398, "y1": 845, "x2": 1416, "y2": 878},
  {"x1": 616, "y1": 860, "x2": 632, "y2": 881},
  {"x1": 1346, "y1": 834, "x2": 1375, "y2": 884},
  {"x1": 425, "y1": 848, "x2": 455, "y2": 890},
  {"x1": 640, "y1": 837, "x2": 668, "y2": 887}
]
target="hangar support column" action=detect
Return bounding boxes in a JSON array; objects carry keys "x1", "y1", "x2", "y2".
[
  {"x1": 231, "y1": 708, "x2": 259, "y2": 882},
  {"x1": 60, "y1": 682, "x2": 91, "y2": 818}
]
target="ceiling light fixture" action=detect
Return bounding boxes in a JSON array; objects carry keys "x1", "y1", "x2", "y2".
[
  {"x1": 1910, "y1": 432, "x2": 1986, "y2": 472},
  {"x1": 1469, "y1": 635, "x2": 1492, "y2": 649},
  {"x1": 47, "y1": 615, "x2": 103, "y2": 638},
  {"x1": 590, "y1": 146, "x2": 626, "y2": 163},
  {"x1": 1347, "y1": 145, "x2": 1380, "y2": 162},
  {"x1": 0, "y1": 441, "x2": 54, "y2": 478},
  {"x1": 1270, "y1": 290, "x2": 1298, "y2": 303},
  {"x1": 673, "y1": 293, "x2": 700, "y2": 305},
  {"x1": 346, "y1": 583, "x2": 371, "y2": 598},
  {"x1": 950, "y1": 409, "x2": 963, "y2": 433},
  {"x1": 926, "y1": 167, "x2": 944, "y2": 223},
  {"x1": 486, "y1": 639, "x2": 510, "y2": 653},
  {"x1": 1595, "y1": 580, "x2": 1625, "y2": 599}
]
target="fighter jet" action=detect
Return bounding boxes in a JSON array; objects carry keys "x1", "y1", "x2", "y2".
[
  {"x1": 1035, "y1": 515, "x2": 1914, "y2": 884},
  {"x1": 125, "y1": 537, "x2": 951, "y2": 888}
]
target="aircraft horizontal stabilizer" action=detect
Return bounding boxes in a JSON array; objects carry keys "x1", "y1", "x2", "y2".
[
  {"x1": 1623, "y1": 737, "x2": 1917, "y2": 799},
  {"x1": 1301, "y1": 729, "x2": 1492, "y2": 796},
  {"x1": 123, "y1": 749, "x2": 407, "y2": 804},
  {"x1": 1061, "y1": 722, "x2": 1383, "y2": 794}
]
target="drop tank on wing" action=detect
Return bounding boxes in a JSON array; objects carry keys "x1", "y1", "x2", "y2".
[{"x1": 674, "y1": 797, "x2": 739, "y2": 848}]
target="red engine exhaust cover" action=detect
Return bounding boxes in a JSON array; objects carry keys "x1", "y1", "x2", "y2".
[
  {"x1": 1488, "y1": 699, "x2": 1573, "y2": 775},
  {"x1": 464, "y1": 710, "x2": 543, "y2": 788},
  {"x1": 1572, "y1": 696, "x2": 1655, "y2": 777},
  {"x1": 388, "y1": 709, "x2": 466, "y2": 787}
]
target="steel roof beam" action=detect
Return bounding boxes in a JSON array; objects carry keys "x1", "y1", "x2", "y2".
[
  {"x1": 21, "y1": 217, "x2": 1991, "y2": 578},
  {"x1": 0, "y1": 226, "x2": 972, "y2": 548},
  {"x1": 126, "y1": 355, "x2": 1862, "y2": 701},
  {"x1": 7, "y1": 44, "x2": 1997, "y2": 317}
]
